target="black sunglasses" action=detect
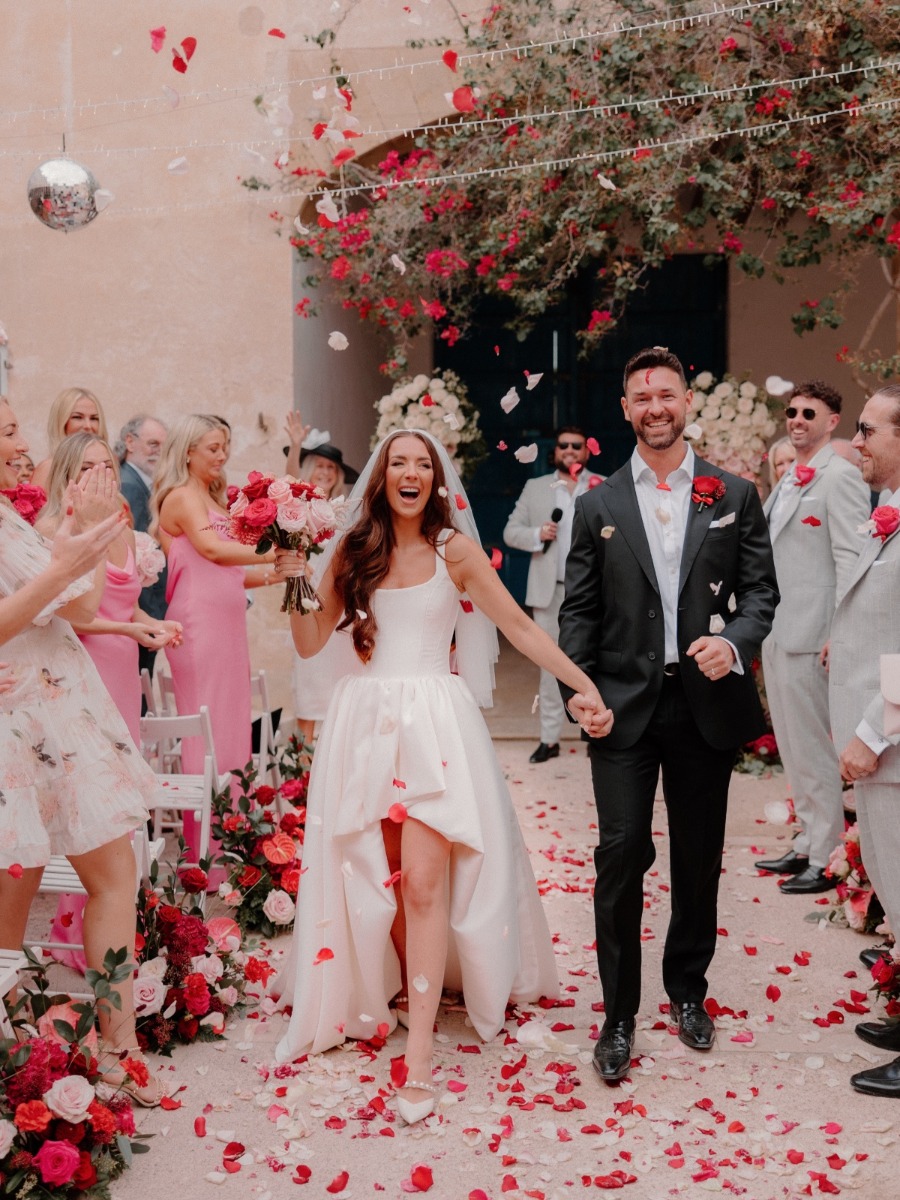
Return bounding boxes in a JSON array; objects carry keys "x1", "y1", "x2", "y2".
[
  {"x1": 855, "y1": 420, "x2": 891, "y2": 441},
  {"x1": 556, "y1": 440, "x2": 585, "y2": 450},
  {"x1": 785, "y1": 406, "x2": 817, "y2": 421}
]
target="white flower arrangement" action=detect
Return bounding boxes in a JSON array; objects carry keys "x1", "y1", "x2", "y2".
[
  {"x1": 373, "y1": 369, "x2": 487, "y2": 482},
  {"x1": 687, "y1": 371, "x2": 780, "y2": 482}
]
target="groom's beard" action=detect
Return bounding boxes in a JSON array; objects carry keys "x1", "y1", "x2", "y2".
[{"x1": 634, "y1": 413, "x2": 686, "y2": 451}]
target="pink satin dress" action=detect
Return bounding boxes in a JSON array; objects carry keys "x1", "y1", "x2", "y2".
[
  {"x1": 50, "y1": 544, "x2": 143, "y2": 970},
  {"x1": 163, "y1": 510, "x2": 251, "y2": 864}
]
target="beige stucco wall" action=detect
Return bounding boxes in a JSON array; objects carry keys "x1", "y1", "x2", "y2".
[{"x1": 1, "y1": 2, "x2": 896, "y2": 722}]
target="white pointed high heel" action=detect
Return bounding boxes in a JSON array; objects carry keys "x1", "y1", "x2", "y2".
[{"x1": 396, "y1": 1080, "x2": 436, "y2": 1124}]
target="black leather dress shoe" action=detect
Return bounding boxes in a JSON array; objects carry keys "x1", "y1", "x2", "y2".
[
  {"x1": 529, "y1": 742, "x2": 559, "y2": 764},
  {"x1": 860, "y1": 943, "x2": 894, "y2": 970},
  {"x1": 855, "y1": 1020, "x2": 900, "y2": 1052},
  {"x1": 850, "y1": 1054, "x2": 900, "y2": 1097},
  {"x1": 754, "y1": 849, "x2": 809, "y2": 875},
  {"x1": 591, "y1": 1019, "x2": 635, "y2": 1084},
  {"x1": 670, "y1": 1001, "x2": 715, "y2": 1050},
  {"x1": 778, "y1": 866, "x2": 833, "y2": 894}
]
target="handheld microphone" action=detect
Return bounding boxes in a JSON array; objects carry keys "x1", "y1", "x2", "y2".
[{"x1": 542, "y1": 507, "x2": 564, "y2": 553}]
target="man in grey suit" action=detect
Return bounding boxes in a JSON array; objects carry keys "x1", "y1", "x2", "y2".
[
  {"x1": 755, "y1": 382, "x2": 870, "y2": 893},
  {"x1": 829, "y1": 383, "x2": 900, "y2": 1097},
  {"x1": 503, "y1": 427, "x2": 599, "y2": 762},
  {"x1": 118, "y1": 415, "x2": 168, "y2": 678}
]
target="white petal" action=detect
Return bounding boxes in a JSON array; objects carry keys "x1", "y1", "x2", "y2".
[
  {"x1": 500, "y1": 387, "x2": 521, "y2": 414},
  {"x1": 167, "y1": 156, "x2": 189, "y2": 174},
  {"x1": 412, "y1": 974, "x2": 429, "y2": 993},
  {"x1": 765, "y1": 375, "x2": 794, "y2": 397},
  {"x1": 390, "y1": 254, "x2": 406, "y2": 274},
  {"x1": 531, "y1": 694, "x2": 540, "y2": 714},
  {"x1": 684, "y1": 422, "x2": 702, "y2": 440},
  {"x1": 709, "y1": 614, "x2": 726, "y2": 635},
  {"x1": 525, "y1": 373, "x2": 543, "y2": 391},
  {"x1": 600, "y1": 526, "x2": 615, "y2": 539},
  {"x1": 327, "y1": 331, "x2": 349, "y2": 351},
  {"x1": 514, "y1": 443, "x2": 538, "y2": 463},
  {"x1": 597, "y1": 173, "x2": 617, "y2": 191}
]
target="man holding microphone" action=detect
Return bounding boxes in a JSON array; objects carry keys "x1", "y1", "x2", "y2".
[{"x1": 504, "y1": 427, "x2": 598, "y2": 762}]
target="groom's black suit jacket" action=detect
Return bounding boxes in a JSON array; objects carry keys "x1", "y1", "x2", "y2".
[{"x1": 559, "y1": 455, "x2": 778, "y2": 750}]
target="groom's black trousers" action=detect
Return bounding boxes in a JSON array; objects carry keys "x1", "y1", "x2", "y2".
[{"x1": 588, "y1": 671, "x2": 737, "y2": 1021}]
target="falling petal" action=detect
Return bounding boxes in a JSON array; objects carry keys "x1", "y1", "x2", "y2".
[
  {"x1": 8, "y1": 864, "x2": 24, "y2": 878},
  {"x1": 600, "y1": 526, "x2": 615, "y2": 539},
  {"x1": 383, "y1": 870, "x2": 402, "y2": 888},
  {"x1": 150, "y1": 26, "x2": 166, "y2": 53},
  {"x1": 313, "y1": 947, "x2": 334, "y2": 966},
  {"x1": 443, "y1": 413, "x2": 461, "y2": 430},
  {"x1": 710, "y1": 580, "x2": 723, "y2": 595},
  {"x1": 412, "y1": 974, "x2": 429, "y2": 993},
  {"x1": 709, "y1": 613, "x2": 726, "y2": 635},
  {"x1": 764, "y1": 799, "x2": 792, "y2": 825},
  {"x1": 655, "y1": 508, "x2": 671, "y2": 525},
  {"x1": 315, "y1": 194, "x2": 340, "y2": 225},
  {"x1": 449, "y1": 85, "x2": 478, "y2": 112},
  {"x1": 597, "y1": 173, "x2": 617, "y2": 190},
  {"x1": 312, "y1": 85, "x2": 327, "y2": 100},
  {"x1": 454, "y1": 494, "x2": 468, "y2": 511},
  {"x1": 327, "y1": 331, "x2": 349, "y2": 351},
  {"x1": 167, "y1": 156, "x2": 189, "y2": 174},
  {"x1": 497, "y1": 441, "x2": 507, "y2": 451},
  {"x1": 390, "y1": 254, "x2": 406, "y2": 274},
  {"x1": 94, "y1": 189, "x2": 114, "y2": 212},
  {"x1": 161, "y1": 85, "x2": 180, "y2": 108},
  {"x1": 531, "y1": 694, "x2": 540, "y2": 714},
  {"x1": 765, "y1": 374, "x2": 794, "y2": 396},
  {"x1": 514, "y1": 443, "x2": 538, "y2": 463},
  {"x1": 586, "y1": 436, "x2": 601, "y2": 455},
  {"x1": 684, "y1": 422, "x2": 703, "y2": 439},
  {"x1": 388, "y1": 802, "x2": 408, "y2": 822},
  {"x1": 500, "y1": 387, "x2": 521, "y2": 413},
  {"x1": 490, "y1": 547, "x2": 502, "y2": 569},
  {"x1": 525, "y1": 372, "x2": 543, "y2": 391},
  {"x1": 355, "y1": 609, "x2": 367, "y2": 620},
  {"x1": 268, "y1": 27, "x2": 287, "y2": 38},
  {"x1": 442, "y1": 50, "x2": 458, "y2": 71}
]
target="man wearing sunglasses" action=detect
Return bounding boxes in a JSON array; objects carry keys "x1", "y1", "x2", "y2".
[
  {"x1": 504, "y1": 427, "x2": 597, "y2": 762},
  {"x1": 755, "y1": 382, "x2": 870, "y2": 894},
  {"x1": 829, "y1": 384, "x2": 900, "y2": 1097}
]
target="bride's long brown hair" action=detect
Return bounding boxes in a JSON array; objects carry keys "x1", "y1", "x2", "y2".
[{"x1": 332, "y1": 431, "x2": 455, "y2": 662}]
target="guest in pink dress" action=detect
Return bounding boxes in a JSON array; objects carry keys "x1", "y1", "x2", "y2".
[
  {"x1": 152, "y1": 415, "x2": 280, "y2": 865},
  {"x1": 37, "y1": 434, "x2": 182, "y2": 968}
]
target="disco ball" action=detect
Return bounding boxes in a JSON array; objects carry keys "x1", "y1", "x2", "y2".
[{"x1": 27, "y1": 157, "x2": 101, "y2": 232}]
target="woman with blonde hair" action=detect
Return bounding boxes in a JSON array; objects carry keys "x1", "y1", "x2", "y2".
[
  {"x1": 32, "y1": 387, "x2": 107, "y2": 492},
  {"x1": 38, "y1": 432, "x2": 182, "y2": 970},
  {"x1": 152, "y1": 415, "x2": 280, "y2": 863},
  {"x1": 766, "y1": 434, "x2": 796, "y2": 493}
]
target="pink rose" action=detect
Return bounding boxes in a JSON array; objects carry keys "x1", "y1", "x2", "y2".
[
  {"x1": 267, "y1": 477, "x2": 293, "y2": 504},
  {"x1": 306, "y1": 497, "x2": 335, "y2": 537},
  {"x1": 872, "y1": 504, "x2": 900, "y2": 541},
  {"x1": 216, "y1": 985, "x2": 239, "y2": 1007},
  {"x1": 243, "y1": 497, "x2": 279, "y2": 529},
  {"x1": 229, "y1": 489, "x2": 249, "y2": 517},
  {"x1": 262, "y1": 889, "x2": 296, "y2": 926},
  {"x1": 43, "y1": 1075, "x2": 95, "y2": 1122},
  {"x1": 133, "y1": 975, "x2": 167, "y2": 1016},
  {"x1": 276, "y1": 498, "x2": 309, "y2": 533},
  {"x1": 133, "y1": 532, "x2": 166, "y2": 587},
  {"x1": 32, "y1": 1140, "x2": 81, "y2": 1187},
  {"x1": 190, "y1": 953, "x2": 225, "y2": 985}
]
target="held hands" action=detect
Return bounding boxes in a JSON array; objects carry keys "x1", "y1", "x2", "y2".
[
  {"x1": 131, "y1": 619, "x2": 184, "y2": 650},
  {"x1": 686, "y1": 635, "x2": 735, "y2": 680},
  {"x1": 70, "y1": 465, "x2": 121, "y2": 529},
  {"x1": 839, "y1": 735, "x2": 879, "y2": 783},
  {"x1": 567, "y1": 690, "x2": 614, "y2": 738},
  {"x1": 273, "y1": 546, "x2": 308, "y2": 579}
]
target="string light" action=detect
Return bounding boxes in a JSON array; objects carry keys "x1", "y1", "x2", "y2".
[
  {"x1": 0, "y1": 0, "x2": 792, "y2": 131},
  {"x1": 0, "y1": 56, "x2": 894, "y2": 162}
]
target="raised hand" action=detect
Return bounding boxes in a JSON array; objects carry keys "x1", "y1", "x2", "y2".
[
  {"x1": 71, "y1": 465, "x2": 121, "y2": 529},
  {"x1": 284, "y1": 410, "x2": 311, "y2": 449},
  {"x1": 51, "y1": 504, "x2": 128, "y2": 584}
]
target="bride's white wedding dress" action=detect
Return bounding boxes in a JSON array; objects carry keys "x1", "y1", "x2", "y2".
[{"x1": 274, "y1": 547, "x2": 558, "y2": 1060}]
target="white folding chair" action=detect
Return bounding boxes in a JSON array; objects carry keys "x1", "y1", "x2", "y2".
[
  {"x1": 0, "y1": 949, "x2": 27, "y2": 1038},
  {"x1": 140, "y1": 667, "x2": 157, "y2": 717},
  {"x1": 251, "y1": 669, "x2": 281, "y2": 788},
  {"x1": 139, "y1": 707, "x2": 232, "y2": 904}
]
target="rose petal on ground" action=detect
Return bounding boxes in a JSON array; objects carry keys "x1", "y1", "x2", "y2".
[
  {"x1": 168, "y1": 156, "x2": 189, "y2": 174},
  {"x1": 294, "y1": 1164, "x2": 312, "y2": 1183},
  {"x1": 326, "y1": 1171, "x2": 350, "y2": 1194},
  {"x1": 390, "y1": 1055, "x2": 409, "y2": 1088},
  {"x1": 268, "y1": 28, "x2": 286, "y2": 38}
]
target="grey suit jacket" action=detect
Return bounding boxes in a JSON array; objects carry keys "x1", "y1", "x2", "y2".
[
  {"x1": 829, "y1": 512, "x2": 900, "y2": 781},
  {"x1": 503, "y1": 472, "x2": 571, "y2": 609},
  {"x1": 120, "y1": 459, "x2": 167, "y2": 621},
  {"x1": 763, "y1": 445, "x2": 870, "y2": 652}
]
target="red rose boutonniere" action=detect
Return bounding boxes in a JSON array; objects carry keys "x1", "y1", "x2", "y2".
[
  {"x1": 0, "y1": 482, "x2": 46, "y2": 525},
  {"x1": 691, "y1": 475, "x2": 726, "y2": 508},
  {"x1": 871, "y1": 505, "x2": 900, "y2": 542},
  {"x1": 793, "y1": 464, "x2": 816, "y2": 487}
]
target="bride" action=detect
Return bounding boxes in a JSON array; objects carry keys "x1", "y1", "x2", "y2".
[{"x1": 273, "y1": 430, "x2": 612, "y2": 1123}]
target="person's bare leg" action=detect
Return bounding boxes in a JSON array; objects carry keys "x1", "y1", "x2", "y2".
[
  {"x1": 0, "y1": 867, "x2": 44, "y2": 1014},
  {"x1": 381, "y1": 818, "x2": 407, "y2": 1002},
  {"x1": 398, "y1": 818, "x2": 451, "y2": 1103}
]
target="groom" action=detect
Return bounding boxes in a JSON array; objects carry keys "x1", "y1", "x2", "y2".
[{"x1": 559, "y1": 346, "x2": 778, "y2": 1083}]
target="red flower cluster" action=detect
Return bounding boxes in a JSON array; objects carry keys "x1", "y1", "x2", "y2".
[
  {"x1": 0, "y1": 482, "x2": 46, "y2": 525},
  {"x1": 871, "y1": 505, "x2": 900, "y2": 542}
]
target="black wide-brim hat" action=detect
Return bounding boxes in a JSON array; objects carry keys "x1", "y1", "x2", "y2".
[{"x1": 298, "y1": 441, "x2": 359, "y2": 484}]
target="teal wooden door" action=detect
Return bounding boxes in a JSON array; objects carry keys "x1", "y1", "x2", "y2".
[{"x1": 434, "y1": 254, "x2": 728, "y2": 603}]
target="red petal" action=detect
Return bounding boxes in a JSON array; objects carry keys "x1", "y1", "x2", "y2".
[
  {"x1": 172, "y1": 53, "x2": 187, "y2": 73},
  {"x1": 193, "y1": 1116, "x2": 206, "y2": 1138},
  {"x1": 410, "y1": 1164, "x2": 434, "y2": 1191},
  {"x1": 332, "y1": 148, "x2": 355, "y2": 167},
  {"x1": 7, "y1": 863, "x2": 23, "y2": 879},
  {"x1": 60, "y1": 912, "x2": 74, "y2": 928},
  {"x1": 421, "y1": 394, "x2": 434, "y2": 407},
  {"x1": 268, "y1": 28, "x2": 287, "y2": 38},
  {"x1": 313, "y1": 947, "x2": 334, "y2": 966},
  {"x1": 223, "y1": 1142, "x2": 245, "y2": 1160},
  {"x1": 442, "y1": 50, "x2": 458, "y2": 72},
  {"x1": 787, "y1": 1149, "x2": 804, "y2": 1164},
  {"x1": 460, "y1": 599, "x2": 474, "y2": 613},
  {"x1": 388, "y1": 802, "x2": 408, "y2": 822},
  {"x1": 801, "y1": 515, "x2": 822, "y2": 527},
  {"x1": 312, "y1": 122, "x2": 328, "y2": 140},
  {"x1": 390, "y1": 1055, "x2": 409, "y2": 1088},
  {"x1": 180, "y1": 36, "x2": 197, "y2": 60},
  {"x1": 587, "y1": 437, "x2": 601, "y2": 455},
  {"x1": 150, "y1": 26, "x2": 166, "y2": 53},
  {"x1": 766, "y1": 984, "x2": 781, "y2": 1002},
  {"x1": 490, "y1": 547, "x2": 503, "y2": 569},
  {"x1": 294, "y1": 1165, "x2": 312, "y2": 1184},
  {"x1": 455, "y1": 494, "x2": 468, "y2": 510},
  {"x1": 326, "y1": 1171, "x2": 350, "y2": 1194},
  {"x1": 223, "y1": 1160, "x2": 241, "y2": 1174},
  {"x1": 159, "y1": 1095, "x2": 182, "y2": 1110},
  {"x1": 743, "y1": 945, "x2": 757, "y2": 956},
  {"x1": 498, "y1": 441, "x2": 507, "y2": 450},
  {"x1": 392, "y1": 778, "x2": 407, "y2": 790},
  {"x1": 451, "y1": 85, "x2": 476, "y2": 113},
  {"x1": 383, "y1": 870, "x2": 402, "y2": 888}
]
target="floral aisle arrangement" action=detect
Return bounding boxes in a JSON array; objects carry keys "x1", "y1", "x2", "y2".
[
  {"x1": 133, "y1": 852, "x2": 248, "y2": 1055},
  {"x1": 211, "y1": 761, "x2": 308, "y2": 939},
  {"x1": 0, "y1": 482, "x2": 46, "y2": 525},
  {"x1": 0, "y1": 950, "x2": 149, "y2": 1198},
  {"x1": 227, "y1": 472, "x2": 343, "y2": 613},
  {"x1": 825, "y1": 821, "x2": 884, "y2": 936},
  {"x1": 688, "y1": 372, "x2": 780, "y2": 485},
  {"x1": 373, "y1": 370, "x2": 487, "y2": 484}
]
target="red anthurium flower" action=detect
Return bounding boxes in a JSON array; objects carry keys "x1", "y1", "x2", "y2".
[
  {"x1": 691, "y1": 476, "x2": 725, "y2": 507},
  {"x1": 794, "y1": 464, "x2": 816, "y2": 486},
  {"x1": 872, "y1": 505, "x2": 900, "y2": 541}
]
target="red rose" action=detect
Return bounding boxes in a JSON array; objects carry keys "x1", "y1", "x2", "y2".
[
  {"x1": 872, "y1": 505, "x2": 900, "y2": 541},
  {"x1": 243, "y1": 497, "x2": 278, "y2": 528},
  {"x1": 179, "y1": 867, "x2": 208, "y2": 894},
  {"x1": 177, "y1": 1016, "x2": 200, "y2": 1041},
  {"x1": 279, "y1": 811, "x2": 303, "y2": 835},
  {"x1": 280, "y1": 778, "x2": 306, "y2": 803},
  {"x1": 793, "y1": 464, "x2": 816, "y2": 487},
  {"x1": 183, "y1": 973, "x2": 211, "y2": 1016},
  {"x1": 691, "y1": 475, "x2": 726, "y2": 507},
  {"x1": 242, "y1": 471, "x2": 275, "y2": 501},
  {"x1": 281, "y1": 867, "x2": 301, "y2": 894},
  {"x1": 238, "y1": 864, "x2": 262, "y2": 889},
  {"x1": 72, "y1": 1150, "x2": 98, "y2": 1191},
  {"x1": 53, "y1": 1120, "x2": 86, "y2": 1144},
  {"x1": 158, "y1": 904, "x2": 182, "y2": 925},
  {"x1": 254, "y1": 785, "x2": 278, "y2": 805}
]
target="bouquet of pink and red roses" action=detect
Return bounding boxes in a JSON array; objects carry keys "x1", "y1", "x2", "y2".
[
  {"x1": 227, "y1": 472, "x2": 343, "y2": 614},
  {"x1": 0, "y1": 482, "x2": 46, "y2": 526}
]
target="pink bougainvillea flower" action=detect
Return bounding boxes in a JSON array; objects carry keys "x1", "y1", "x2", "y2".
[
  {"x1": 150, "y1": 26, "x2": 166, "y2": 53},
  {"x1": 313, "y1": 947, "x2": 335, "y2": 966},
  {"x1": 587, "y1": 309, "x2": 613, "y2": 332},
  {"x1": 268, "y1": 27, "x2": 286, "y2": 38},
  {"x1": 719, "y1": 36, "x2": 738, "y2": 55},
  {"x1": 442, "y1": 50, "x2": 458, "y2": 72},
  {"x1": 171, "y1": 36, "x2": 196, "y2": 73}
]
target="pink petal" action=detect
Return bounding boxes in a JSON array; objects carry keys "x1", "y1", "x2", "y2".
[
  {"x1": 268, "y1": 28, "x2": 286, "y2": 38},
  {"x1": 150, "y1": 26, "x2": 166, "y2": 53}
]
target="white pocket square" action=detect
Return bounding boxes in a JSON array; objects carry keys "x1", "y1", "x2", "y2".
[{"x1": 709, "y1": 512, "x2": 736, "y2": 529}]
